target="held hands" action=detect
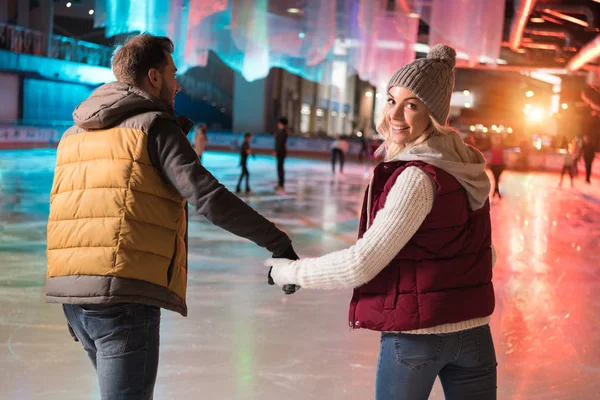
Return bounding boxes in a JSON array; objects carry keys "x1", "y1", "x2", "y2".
[
  {"x1": 268, "y1": 246, "x2": 300, "y2": 295},
  {"x1": 265, "y1": 258, "x2": 300, "y2": 295}
]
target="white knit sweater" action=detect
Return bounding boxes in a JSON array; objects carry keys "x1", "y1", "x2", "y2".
[{"x1": 270, "y1": 166, "x2": 494, "y2": 334}]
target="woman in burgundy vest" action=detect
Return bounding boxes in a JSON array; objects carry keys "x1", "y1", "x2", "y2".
[{"x1": 266, "y1": 45, "x2": 497, "y2": 399}]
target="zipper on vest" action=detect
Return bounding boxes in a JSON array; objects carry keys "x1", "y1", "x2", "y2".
[
  {"x1": 366, "y1": 175, "x2": 374, "y2": 227},
  {"x1": 349, "y1": 293, "x2": 360, "y2": 330}
]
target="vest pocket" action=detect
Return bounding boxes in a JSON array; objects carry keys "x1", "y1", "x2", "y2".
[
  {"x1": 167, "y1": 234, "x2": 187, "y2": 296},
  {"x1": 383, "y1": 267, "x2": 400, "y2": 310}
]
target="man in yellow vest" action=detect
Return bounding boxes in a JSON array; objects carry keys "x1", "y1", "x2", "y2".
[{"x1": 46, "y1": 34, "x2": 298, "y2": 399}]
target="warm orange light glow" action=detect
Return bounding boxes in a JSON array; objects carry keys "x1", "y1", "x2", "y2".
[
  {"x1": 528, "y1": 107, "x2": 545, "y2": 122},
  {"x1": 509, "y1": 0, "x2": 538, "y2": 51},
  {"x1": 568, "y1": 35, "x2": 600, "y2": 71},
  {"x1": 543, "y1": 9, "x2": 589, "y2": 27},
  {"x1": 523, "y1": 43, "x2": 557, "y2": 51}
]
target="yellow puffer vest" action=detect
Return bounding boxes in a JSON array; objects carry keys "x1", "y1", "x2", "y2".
[{"x1": 46, "y1": 115, "x2": 189, "y2": 315}]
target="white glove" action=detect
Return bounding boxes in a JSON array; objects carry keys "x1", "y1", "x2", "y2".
[{"x1": 264, "y1": 258, "x2": 298, "y2": 287}]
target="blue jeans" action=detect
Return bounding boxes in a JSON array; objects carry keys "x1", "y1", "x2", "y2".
[
  {"x1": 376, "y1": 325, "x2": 497, "y2": 400},
  {"x1": 63, "y1": 303, "x2": 161, "y2": 400}
]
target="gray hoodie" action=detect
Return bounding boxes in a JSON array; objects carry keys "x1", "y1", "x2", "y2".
[{"x1": 390, "y1": 131, "x2": 491, "y2": 210}]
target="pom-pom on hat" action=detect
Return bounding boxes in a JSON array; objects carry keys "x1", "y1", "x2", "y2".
[{"x1": 386, "y1": 44, "x2": 456, "y2": 125}]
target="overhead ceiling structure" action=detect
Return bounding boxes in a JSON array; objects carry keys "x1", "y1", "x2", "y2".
[
  {"x1": 90, "y1": 0, "x2": 507, "y2": 85},
  {"x1": 504, "y1": 0, "x2": 600, "y2": 69},
  {"x1": 76, "y1": 0, "x2": 600, "y2": 107},
  {"x1": 502, "y1": 0, "x2": 600, "y2": 108}
]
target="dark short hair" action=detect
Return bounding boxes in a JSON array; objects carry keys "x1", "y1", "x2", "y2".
[
  {"x1": 112, "y1": 33, "x2": 174, "y2": 85},
  {"x1": 278, "y1": 117, "x2": 289, "y2": 126},
  {"x1": 244, "y1": 132, "x2": 252, "y2": 139}
]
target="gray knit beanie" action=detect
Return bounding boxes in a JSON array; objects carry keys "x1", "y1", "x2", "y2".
[{"x1": 386, "y1": 44, "x2": 456, "y2": 125}]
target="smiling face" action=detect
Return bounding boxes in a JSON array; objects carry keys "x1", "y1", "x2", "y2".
[{"x1": 384, "y1": 86, "x2": 431, "y2": 146}]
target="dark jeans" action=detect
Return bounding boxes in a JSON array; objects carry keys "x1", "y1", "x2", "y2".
[
  {"x1": 489, "y1": 165, "x2": 503, "y2": 198},
  {"x1": 376, "y1": 325, "x2": 497, "y2": 400},
  {"x1": 584, "y1": 157, "x2": 594, "y2": 183},
  {"x1": 276, "y1": 153, "x2": 286, "y2": 188},
  {"x1": 331, "y1": 148, "x2": 344, "y2": 173},
  {"x1": 237, "y1": 164, "x2": 250, "y2": 191},
  {"x1": 63, "y1": 303, "x2": 161, "y2": 400}
]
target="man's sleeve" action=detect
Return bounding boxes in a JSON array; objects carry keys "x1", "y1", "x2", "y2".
[{"x1": 147, "y1": 118, "x2": 293, "y2": 257}]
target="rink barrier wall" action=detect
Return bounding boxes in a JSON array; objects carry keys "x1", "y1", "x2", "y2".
[{"x1": 0, "y1": 126, "x2": 598, "y2": 176}]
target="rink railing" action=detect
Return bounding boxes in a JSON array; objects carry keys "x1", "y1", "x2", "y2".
[
  {"x1": 0, "y1": 125, "x2": 598, "y2": 177},
  {"x1": 0, "y1": 120, "x2": 66, "y2": 149}
]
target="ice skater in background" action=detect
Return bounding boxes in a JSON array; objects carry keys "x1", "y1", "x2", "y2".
[
  {"x1": 265, "y1": 45, "x2": 497, "y2": 400},
  {"x1": 274, "y1": 117, "x2": 289, "y2": 193},
  {"x1": 194, "y1": 123, "x2": 208, "y2": 163},
  {"x1": 559, "y1": 144, "x2": 575, "y2": 188},
  {"x1": 330, "y1": 136, "x2": 349, "y2": 176},
  {"x1": 236, "y1": 132, "x2": 255, "y2": 194},
  {"x1": 582, "y1": 134, "x2": 596, "y2": 184},
  {"x1": 488, "y1": 133, "x2": 504, "y2": 199}
]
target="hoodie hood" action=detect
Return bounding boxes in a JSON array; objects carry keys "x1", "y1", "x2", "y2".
[
  {"x1": 390, "y1": 131, "x2": 490, "y2": 210},
  {"x1": 72, "y1": 82, "x2": 192, "y2": 133}
]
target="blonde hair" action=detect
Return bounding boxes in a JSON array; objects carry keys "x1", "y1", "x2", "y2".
[{"x1": 374, "y1": 107, "x2": 457, "y2": 160}]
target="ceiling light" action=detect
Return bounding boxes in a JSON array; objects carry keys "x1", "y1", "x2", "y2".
[
  {"x1": 464, "y1": 103, "x2": 471, "y2": 108},
  {"x1": 365, "y1": 91, "x2": 373, "y2": 98},
  {"x1": 287, "y1": 8, "x2": 300, "y2": 14},
  {"x1": 66, "y1": 2, "x2": 72, "y2": 7},
  {"x1": 88, "y1": 9, "x2": 94, "y2": 15},
  {"x1": 561, "y1": 103, "x2": 568, "y2": 110},
  {"x1": 530, "y1": 17, "x2": 545, "y2": 23},
  {"x1": 408, "y1": 13, "x2": 420, "y2": 19},
  {"x1": 526, "y1": 90, "x2": 534, "y2": 97},
  {"x1": 463, "y1": 90, "x2": 470, "y2": 96}
]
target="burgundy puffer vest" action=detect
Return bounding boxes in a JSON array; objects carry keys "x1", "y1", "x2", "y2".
[{"x1": 348, "y1": 161, "x2": 494, "y2": 331}]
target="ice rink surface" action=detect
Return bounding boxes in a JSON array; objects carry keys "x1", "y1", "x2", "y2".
[{"x1": 1, "y1": 148, "x2": 599, "y2": 399}]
